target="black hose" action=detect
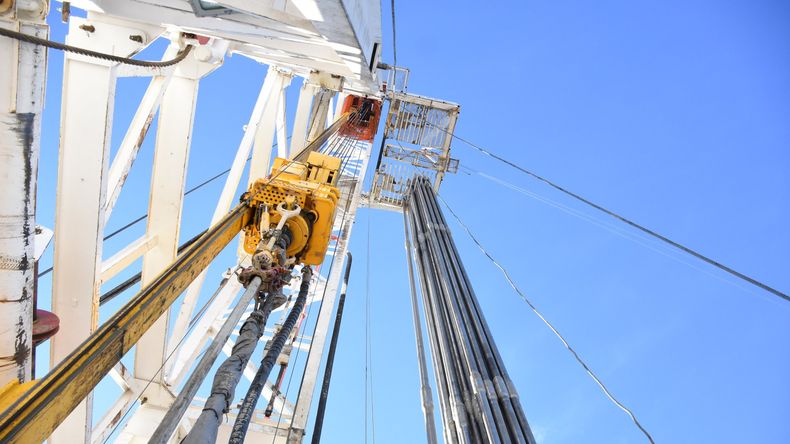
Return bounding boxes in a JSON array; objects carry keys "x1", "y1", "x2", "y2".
[
  {"x1": 311, "y1": 253, "x2": 352, "y2": 444},
  {"x1": 229, "y1": 266, "x2": 313, "y2": 443}
]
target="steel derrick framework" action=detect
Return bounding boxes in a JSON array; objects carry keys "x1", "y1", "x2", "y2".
[
  {"x1": 0, "y1": 0, "x2": 382, "y2": 441},
  {"x1": 0, "y1": 0, "x2": 536, "y2": 443}
]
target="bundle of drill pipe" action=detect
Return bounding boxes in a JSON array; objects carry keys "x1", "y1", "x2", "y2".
[{"x1": 405, "y1": 177, "x2": 536, "y2": 444}]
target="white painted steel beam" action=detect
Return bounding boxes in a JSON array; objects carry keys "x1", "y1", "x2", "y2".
[
  {"x1": 0, "y1": 11, "x2": 47, "y2": 386},
  {"x1": 99, "y1": 234, "x2": 158, "y2": 283},
  {"x1": 49, "y1": 16, "x2": 148, "y2": 444},
  {"x1": 104, "y1": 73, "x2": 172, "y2": 221},
  {"x1": 289, "y1": 80, "x2": 318, "y2": 156}
]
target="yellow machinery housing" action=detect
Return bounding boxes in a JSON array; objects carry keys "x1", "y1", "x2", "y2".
[{"x1": 243, "y1": 152, "x2": 341, "y2": 265}]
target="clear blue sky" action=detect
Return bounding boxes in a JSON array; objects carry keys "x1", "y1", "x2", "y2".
[{"x1": 32, "y1": 1, "x2": 789, "y2": 443}]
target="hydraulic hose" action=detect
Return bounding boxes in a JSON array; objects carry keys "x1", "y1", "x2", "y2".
[
  {"x1": 182, "y1": 289, "x2": 277, "y2": 444},
  {"x1": 228, "y1": 266, "x2": 313, "y2": 443}
]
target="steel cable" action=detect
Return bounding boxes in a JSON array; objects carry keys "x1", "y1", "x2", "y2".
[
  {"x1": 437, "y1": 192, "x2": 656, "y2": 444},
  {"x1": 0, "y1": 27, "x2": 193, "y2": 67},
  {"x1": 432, "y1": 125, "x2": 789, "y2": 303}
]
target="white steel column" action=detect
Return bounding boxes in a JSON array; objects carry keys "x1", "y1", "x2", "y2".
[
  {"x1": 249, "y1": 67, "x2": 292, "y2": 184},
  {"x1": 289, "y1": 80, "x2": 318, "y2": 157},
  {"x1": 49, "y1": 17, "x2": 149, "y2": 444},
  {"x1": 0, "y1": 6, "x2": 47, "y2": 386},
  {"x1": 165, "y1": 66, "x2": 288, "y2": 370},
  {"x1": 306, "y1": 88, "x2": 336, "y2": 145},
  {"x1": 275, "y1": 86, "x2": 289, "y2": 158},
  {"x1": 115, "y1": 41, "x2": 225, "y2": 443},
  {"x1": 133, "y1": 42, "x2": 224, "y2": 396},
  {"x1": 334, "y1": 92, "x2": 348, "y2": 121}
]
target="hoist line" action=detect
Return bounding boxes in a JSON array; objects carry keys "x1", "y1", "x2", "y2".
[
  {"x1": 0, "y1": 27, "x2": 193, "y2": 67},
  {"x1": 222, "y1": 114, "x2": 366, "y2": 443},
  {"x1": 85, "y1": 117, "x2": 360, "y2": 443},
  {"x1": 179, "y1": 114, "x2": 362, "y2": 443},
  {"x1": 274, "y1": 136, "x2": 365, "y2": 441},
  {"x1": 436, "y1": 193, "x2": 656, "y2": 444},
  {"x1": 265, "y1": 132, "x2": 366, "y2": 443},
  {"x1": 105, "y1": 126, "x2": 344, "y2": 442},
  {"x1": 442, "y1": 128, "x2": 789, "y2": 303}
]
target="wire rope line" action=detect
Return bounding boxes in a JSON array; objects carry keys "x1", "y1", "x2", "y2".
[
  {"x1": 363, "y1": 212, "x2": 378, "y2": 444},
  {"x1": 265, "y1": 130, "x2": 365, "y2": 443},
  {"x1": 440, "y1": 128, "x2": 789, "y2": 303},
  {"x1": 467, "y1": 168, "x2": 762, "y2": 297},
  {"x1": 390, "y1": 0, "x2": 398, "y2": 66},
  {"x1": 0, "y1": 27, "x2": 193, "y2": 67},
  {"x1": 436, "y1": 194, "x2": 656, "y2": 444}
]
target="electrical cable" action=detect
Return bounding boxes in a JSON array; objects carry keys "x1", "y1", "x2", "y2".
[
  {"x1": 0, "y1": 27, "x2": 193, "y2": 67},
  {"x1": 440, "y1": 128, "x2": 789, "y2": 303},
  {"x1": 436, "y1": 193, "x2": 656, "y2": 444}
]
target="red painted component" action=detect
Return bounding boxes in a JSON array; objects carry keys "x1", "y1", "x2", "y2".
[
  {"x1": 339, "y1": 96, "x2": 382, "y2": 142},
  {"x1": 32, "y1": 309, "x2": 60, "y2": 346}
]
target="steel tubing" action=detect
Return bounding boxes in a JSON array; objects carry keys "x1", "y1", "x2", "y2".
[
  {"x1": 415, "y1": 182, "x2": 522, "y2": 444},
  {"x1": 405, "y1": 177, "x2": 536, "y2": 444},
  {"x1": 406, "y1": 206, "x2": 459, "y2": 444},
  {"x1": 410, "y1": 181, "x2": 494, "y2": 443}
]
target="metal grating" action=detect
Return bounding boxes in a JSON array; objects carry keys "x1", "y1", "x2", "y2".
[{"x1": 369, "y1": 92, "x2": 460, "y2": 209}]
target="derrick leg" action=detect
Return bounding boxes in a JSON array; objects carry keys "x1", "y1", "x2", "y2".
[{"x1": 0, "y1": 1, "x2": 48, "y2": 387}]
